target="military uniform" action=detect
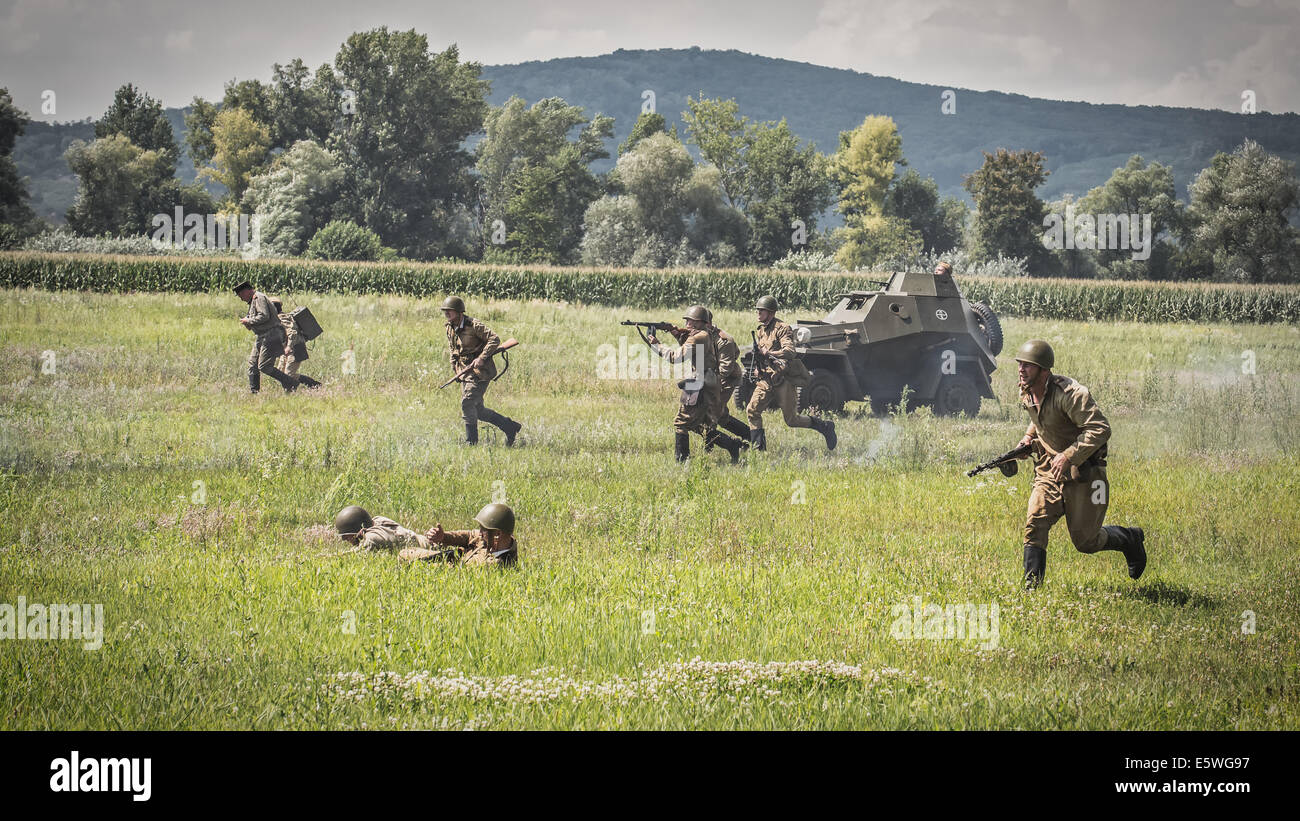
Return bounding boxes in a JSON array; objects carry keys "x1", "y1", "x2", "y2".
[
  {"x1": 709, "y1": 326, "x2": 750, "y2": 440},
  {"x1": 1021, "y1": 374, "x2": 1111, "y2": 554},
  {"x1": 399, "y1": 530, "x2": 518, "y2": 567},
  {"x1": 651, "y1": 328, "x2": 719, "y2": 437},
  {"x1": 1014, "y1": 337, "x2": 1146, "y2": 587},
  {"x1": 243, "y1": 290, "x2": 296, "y2": 393},
  {"x1": 446, "y1": 314, "x2": 520, "y2": 445},
  {"x1": 275, "y1": 308, "x2": 321, "y2": 388},
  {"x1": 357, "y1": 516, "x2": 433, "y2": 552},
  {"x1": 651, "y1": 317, "x2": 745, "y2": 463},
  {"x1": 745, "y1": 315, "x2": 834, "y2": 449}
]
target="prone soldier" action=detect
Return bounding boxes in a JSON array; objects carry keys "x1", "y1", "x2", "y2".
[
  {"x1": 334, "y1": 505, "x2": 434, "y2": 553},
  {"x1": 271, "y1": 299, "x2": 321, "y2": 389},
  {"x1": 400, "y1": 503, "x2": 519, "y2": 567},
  {"x1": 1011, "y1": 339, "x2": 1147, "y2": 589},
  {"x1": 648, "y1": 305, "x2": 745, "y2": 463},
  {"x1": 441, "y1": 296, "x2": 522, "y2": 446},
  {"x1": 234, "y1": 281, "x2": 297, "y2": 394},
  {"x1": 745, "y1": 295, "x2": 836, "y2": 452}
]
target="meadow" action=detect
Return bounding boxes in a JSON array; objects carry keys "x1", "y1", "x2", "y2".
[{"x1": 1, "y1": 287, "x2": 1297, "y2": 729}]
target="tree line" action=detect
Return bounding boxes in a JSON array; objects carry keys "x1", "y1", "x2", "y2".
[{"x1": 1, "y1": 28, "x2": 1297, "y2": 282}]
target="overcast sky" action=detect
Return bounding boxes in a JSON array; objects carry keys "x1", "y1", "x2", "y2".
[{"x1": 3, "y1": 0, "x2": 1297, "y2": 121}]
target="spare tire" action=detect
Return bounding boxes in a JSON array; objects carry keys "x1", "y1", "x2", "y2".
[{"x1": 970, "y1": 301, "x2": 1004, "y2": 356}]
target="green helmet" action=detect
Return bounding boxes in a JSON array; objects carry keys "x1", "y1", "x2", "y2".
[
  {"x1": 473, "y1": 502, "x2": 515, "y2": 537},
  {"x1": 755, "y1": 295, "x2": 779, "y2": 312},
  {"x1": 683, "y1": 305, "x2": 710, "y2": 322},
  {"x1": 334, "y1": 505, "x2": 373, "y2": 537},
  {"x1": 1014, "y1": 339, "x2": 1055, "y2": 370},
  {"x1": 441, "y1": 296, "x2": 466, "y2": 312}
]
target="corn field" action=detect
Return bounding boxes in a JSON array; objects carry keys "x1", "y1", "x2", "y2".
[{"x1": 3, "y1": 251, "x2": 1298, "y2": 323}]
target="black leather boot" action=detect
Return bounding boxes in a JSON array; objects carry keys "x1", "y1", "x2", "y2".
[
  {"x1": 720, "y1": 414, "x2": 751, "y2": 442},
  {"x1": 1023, "y1": 545, "x2": 1047, "y2": 590},
  {"x1": 464, "y1": 423, "x2": 479, "y2": 445},
  {"x1": 262, "y1": 366, "x2": 297, "y2": 392},
  {"x1": 675, "y1": 432, "x2": 690, "y2": 462},
  {"x1": 248, "y1": 368, "x2": 260, "y2": 394},
  {"x1": 297, "y1": 374, "x2": 321, "y2": 388},
  {"x1": 706, "y1": 431, "x2": 742, "y2": 464},
  {"x1": 1103, "y1": 525, "x2": 1147, "y2": 579},
  {"x1": 749, "y1": 428, "x2": 766, "y2": 451},
  {"x1": 811, "y1": 417, "x2": 837, "y2": 450}
]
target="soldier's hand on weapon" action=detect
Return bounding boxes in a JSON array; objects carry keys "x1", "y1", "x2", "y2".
[
  {"x1": 471, "y1": 356, "x2": 487, "y2": 371},
  {"x1": 425, "y1": 524, "x2": 446, "y2": 544},
  {"x1": 647, "y1": 332, "x2": 658, "y2": 345},
  {"x1": 1017, "y1": 436, "x2": 1035, "y2": 454},
  {"x1": 1049, "y1": 452, "x2": 1071, "y2": 481}
]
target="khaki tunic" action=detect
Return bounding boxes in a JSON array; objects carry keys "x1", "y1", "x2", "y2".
[
  {"x1": 447, "y1": 315, "x2": 501, "y2": 424},
  {"x1": 399, "y1": 530, "x2": 519, "y2": 567},
  {"x1": 276, "y1": 311, "x2": 307, "y2": 377},
  {"x1": 245, "y1": 291, "x2": 287, "y2": 374},
  {"x1": 359, "y1": 516, "x2": 433, "y2": 552},
  {"x1": 653, "y1": 328, "x2": 720, "y2": 435},
  {"x1": 1021, "y1": 375, "x2": 1112, "y2": 553},
  {"x1": 745, "y1": 317, "x2": 811, "y2": 431}
]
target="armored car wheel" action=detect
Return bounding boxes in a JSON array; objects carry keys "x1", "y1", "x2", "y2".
[
  {"x1": 797, "y1": 370, "x2": 846, "y2": 414},
  {"x1": 933, "y1": 374, "x2": 982, "y2": 417}
]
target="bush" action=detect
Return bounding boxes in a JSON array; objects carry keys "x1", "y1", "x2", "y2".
[{"x1": 305, "y1": 220, "x2": 386, "y2": 262}]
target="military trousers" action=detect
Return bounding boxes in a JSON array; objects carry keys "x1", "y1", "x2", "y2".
[
  {"x1": 460, "y1": 375, "x2": 513, "y2": 430},
  {"x1": 1023, "y1": 464, "x2": 1110, "y2": 553},
  {"x1": 674, "y1": 384, "x2": 720, "y2": 436},
  {"x1": 745, "y1": 378, "x2": 812, "y2": 430}
]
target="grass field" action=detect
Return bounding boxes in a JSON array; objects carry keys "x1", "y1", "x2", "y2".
[{"x1": 1, "y1": 287, "x2": 1297, "y2": 729}]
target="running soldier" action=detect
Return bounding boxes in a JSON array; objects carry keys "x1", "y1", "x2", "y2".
[
  {"x1": 1011, "y1": 339, "x2": 1147, "y2": 589},
  {"x1": 442, "y1": 296, "x2": 522, "y2": 446},
  {"x1": 707, "y1": 310, "x2": 751, "y2": 445},
  {"x1": 745, "y1": 295, "x2": 836, "y2": 451},
  {"x1": 648, "y1": 305, "x2": 745, "y2": 463}
]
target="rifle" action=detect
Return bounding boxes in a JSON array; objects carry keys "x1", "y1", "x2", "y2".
[
  {"x1": 966, "y1": 442, "x2": 1033, "y2": 478},
  {"x1": 438, "y1": 338, "x2": 519, "y2": 389},
  {"x1": 621, "y1": 320, "x2": 687, "y2": 345}
]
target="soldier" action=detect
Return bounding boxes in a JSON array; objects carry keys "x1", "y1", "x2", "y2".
[
  {"x1": 399, "y1": 503, "x2": 519, "y2": 567},
  {"x1": 333, "y1": 505, "x2": 435, "y2": 553},
  {"x1": 706, "y1": 310, "x2": 752, "y2": 445},
  {"x1": 745, "y1": 295, "x2": 837, "y2": 452},
  {"x1": 1011, "y1": 339, "x2": 1147, "y2": 589},
  {"x1": 648, "y1": 305, "x2": 745, "y2": 463},
  {"x1": 271, "y1": 299, "x2": 321, "y2": 389},
  {"x1": 442, "y1": 296, "x2": 522, "y2": 446},
  {"x1": 235, "y1": 281, "x2": 297, "y2": 394}
]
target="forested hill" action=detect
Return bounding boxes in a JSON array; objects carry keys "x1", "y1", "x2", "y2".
[
  {"x1": 480, "y1": 48, "x2": 1300, "y2": 202},
  {"x1": 15, "y1": 47, "x2": 1300, "y2": 223}
]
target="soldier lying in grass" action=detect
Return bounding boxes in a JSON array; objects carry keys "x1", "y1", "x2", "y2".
[{"x1": 402, "y1": 503, "x2": 518, "y2": 567}]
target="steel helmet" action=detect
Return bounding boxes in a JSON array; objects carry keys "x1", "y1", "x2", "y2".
[
  {"x1": 683, "y1": 305, "x2": 710, "y2": 322},
  {"x1": 441, "y1": 296, "x2": 466, "y2": 312},
  {"x1": 473, "y1": 503, "x2": 515, "y2": 537},
  {"x1": 1014, "y1": 339, "x2": 1055, "y2": 370},
  {"x1": 755, "y1": 295, "x2": 779, "y2": 311},
  {"x1": 334, "y1": 505, "x2": 373, "y2": 537}
]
